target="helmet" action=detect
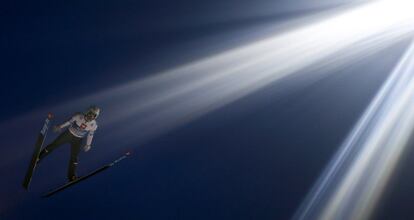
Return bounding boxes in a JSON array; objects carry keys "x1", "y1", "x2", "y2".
[{"x1": 85, "y1": 105, "x2": 100, "y2": 121}]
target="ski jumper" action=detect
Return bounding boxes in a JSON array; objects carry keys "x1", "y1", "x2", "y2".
[{"x1": 39, "y1": 113, "x2": 98, "y2": 180}]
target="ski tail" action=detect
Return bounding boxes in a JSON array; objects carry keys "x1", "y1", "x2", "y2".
[{"x1": 22, "y1": 113, "x2": 53, "y2": 190}]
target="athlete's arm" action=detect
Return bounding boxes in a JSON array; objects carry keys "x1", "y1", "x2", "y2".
[
  {"x1": 53, "y1": 114, "x2": 78, "y2": 132},
  {"x1": 84, "y1": 124, "x2": 97, "y2": 152}
]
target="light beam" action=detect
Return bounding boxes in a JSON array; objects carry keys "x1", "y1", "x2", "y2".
[{"x1": 294, "y1": 39, "x2": 414, "y2": 220}]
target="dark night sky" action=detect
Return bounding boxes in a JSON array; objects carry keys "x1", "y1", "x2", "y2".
[{"x1": 2, "y1": 0, "x2": 414, "y2": 219}]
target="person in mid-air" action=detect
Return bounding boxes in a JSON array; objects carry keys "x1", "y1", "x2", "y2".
[{"x1": 39, "y1": 106, "x2": 100, "y2": 181}]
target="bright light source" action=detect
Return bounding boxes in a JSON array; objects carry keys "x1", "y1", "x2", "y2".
[{"x1": 383, "y1": 0, "x2": 414, "y2": 19}]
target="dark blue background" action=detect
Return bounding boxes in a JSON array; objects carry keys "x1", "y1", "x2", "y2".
[{"x1": 2, "y1": 0, "x2": 414, "y2": 219}]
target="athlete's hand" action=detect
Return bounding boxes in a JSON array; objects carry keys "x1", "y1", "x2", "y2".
[
  {"x1": 83, "y1": 144, "x2": 91, "y2": 152},
  {"x1": 53, "y1": 126, "x2": 61, "y2": 133}
]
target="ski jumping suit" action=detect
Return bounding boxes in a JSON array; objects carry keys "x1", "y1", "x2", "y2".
[{"x1": 39, "y1": 113, "x2": 98, "y2": 180}]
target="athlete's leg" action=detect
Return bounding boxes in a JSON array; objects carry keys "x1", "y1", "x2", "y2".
[
  {"x1": 39, "y1": 131, "x2": 71, "y2": 161},
  {"x1": 67, "y1": 137, "x2": 82, "y2": 181}
]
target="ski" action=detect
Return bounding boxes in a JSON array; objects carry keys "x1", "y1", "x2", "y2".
[
  {"x1": 43, "y1": 152, "x2": 131, "y2": 198},
  {"x1": 22, "y1": 113, "x2": 54, "y2": 190}
]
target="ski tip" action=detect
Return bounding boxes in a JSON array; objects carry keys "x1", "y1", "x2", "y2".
[
  {"x1": 47, "y1": 113, "x2": 54, "y2": 119},
  {"x1": 126, "y1": 151, "x2": 132, "y2": 156}
]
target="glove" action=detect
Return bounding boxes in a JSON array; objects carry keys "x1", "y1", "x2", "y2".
[
  {"x1": 83, "y1": 144, "x2": 91, "y2": 152},
  {"x1": 53, "y1": 126, "x2": 62, "y2": 133}
]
